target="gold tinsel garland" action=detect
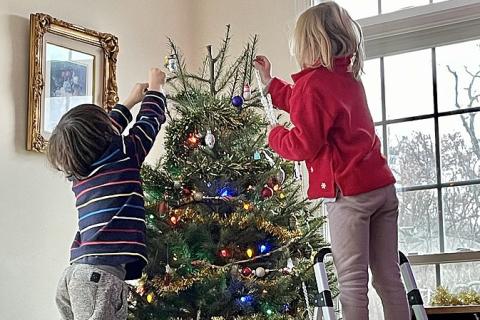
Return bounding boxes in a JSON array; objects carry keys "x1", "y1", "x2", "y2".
[
  {"x1": 431, "y1": 286, "x2": 480, "y2": 306},
  {"x1": 181, "y1": 209, "x2": 302, "y2": 243},
  {"x1": 152, "y1": 267, "x2": 225, "y2": 295}
]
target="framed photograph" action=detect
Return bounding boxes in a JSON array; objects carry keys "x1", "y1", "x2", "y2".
[{"x1": 27, "y1": 13, "x2": 119, "y2": 152}]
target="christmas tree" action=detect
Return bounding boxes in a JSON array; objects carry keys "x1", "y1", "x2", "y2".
[{"x1": 129, "y1": 26, "x2": 334, "y2": 320}]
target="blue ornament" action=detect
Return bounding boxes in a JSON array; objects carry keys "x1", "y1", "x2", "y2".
[
  {"x1": 259, "y1": 243, "x2": 270, "y2": 254},
  {"x1": 232, "y1": 95, "x2": 244, "y2": 108},
  {"x1": 219, "y1": 186, "x2": 236, "y2": 197},
  {"x1": 240, "y1": 295, "x2": 254, "y2": 304},
  {"x1": 253, "y1": 151, "x2": 261, "y2": 160}
]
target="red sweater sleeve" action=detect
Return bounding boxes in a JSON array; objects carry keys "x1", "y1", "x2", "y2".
[
  {"x1": 268, "y1": 86, "x2": 333, "y2": 161},
  {"x1": 268, "y1": 77, "x2": 293, "y2": 113}
]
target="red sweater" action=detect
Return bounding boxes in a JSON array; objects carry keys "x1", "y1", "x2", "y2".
[{"x1": 268, "y1": 56, "x2": 395, "y2": 199}]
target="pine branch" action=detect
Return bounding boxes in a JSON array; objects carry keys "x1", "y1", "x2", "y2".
[
  {"x1": 247, "y1": 35, "x2": 259, "y2": 85},
  {"x1": 213, "y1": 25, "x2": 232, "y2": 84},
  {"x1": 167, "y1": 38, "x2": 189, "y2": 94}
]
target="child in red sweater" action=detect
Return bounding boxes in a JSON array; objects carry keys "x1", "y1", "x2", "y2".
[{"x1": 254, "y1": 2, "x2": 410, "y2": 320}]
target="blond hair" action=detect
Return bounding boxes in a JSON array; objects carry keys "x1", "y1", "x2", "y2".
[{"x1": 292, "y1": 1, "x2": 364, "y2": 79}]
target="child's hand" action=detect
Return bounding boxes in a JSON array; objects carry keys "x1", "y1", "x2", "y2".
[
  {"x1": 148, "y1": 68, "x2": 166, "y2": 92},
  {"x1": 253, "y1": 55, "x2": 273, "y2": 85},
  {"x1": 123, "y1": 83, "x2": 148, "y2": 109}
]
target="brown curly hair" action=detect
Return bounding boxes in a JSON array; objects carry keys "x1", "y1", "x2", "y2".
[{"x1": 47, "y1": 104, "x2": 116, "y2": 180}]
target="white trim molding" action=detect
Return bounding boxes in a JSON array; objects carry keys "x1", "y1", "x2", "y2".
[{"x1": 359, "y1": 0, "x2": 480, "y2": 58}]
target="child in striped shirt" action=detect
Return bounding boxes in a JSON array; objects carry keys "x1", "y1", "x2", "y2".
[{"x1": 49, "y1": 68, "x2": 167, "y2": 320}]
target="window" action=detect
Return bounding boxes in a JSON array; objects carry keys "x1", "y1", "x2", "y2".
[
  {"x1": 314, "y1": 0, "x2": 480, "y2": 309},
  {"x1": 365, "y1": 41, "x2": 480, "y2": 303},
  {"x1": 313, "y1": 0, "x2": 436, "y2": 19}
]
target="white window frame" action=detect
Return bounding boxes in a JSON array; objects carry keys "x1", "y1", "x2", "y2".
[{"x1": 313, "y1": 0, "x2": 480, "y2": 280}]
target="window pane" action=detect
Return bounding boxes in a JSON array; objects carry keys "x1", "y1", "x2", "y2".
[
  {"x1": 439, "y1": 113, "x2": 480, "y2": 182},
  {"x1": 443, "y1": 185, "x2": 480, "y2": 252},
  {"x1": 436, "y1": 40, "x2": 480, "y2": 112},
  {"x1": 388, "y1": 120, "x2": 436, "y2": 186},
  {"x1": 411, "y1": 265, "x2": 436, "y2": 304},
  {"x1": 384, "y1": 50, "x2": 433, "y2": 119},
  {"x1": 441, "y1": 262, "x2": 480, "y2": 292},
  {"x1": 363, "y1": 59, "x2": 382, "y2": 123},
  {"x1": 398, "y1": 190, "x2": 439, "y2": 254},
  {"x1": 382, "y1": 0, "x2": 429, "y2": 14},
  {"x1": 330, "y1": 0, "x2": 379, "y2": 19}
]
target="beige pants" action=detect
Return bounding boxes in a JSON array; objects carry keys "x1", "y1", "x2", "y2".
[{"x1": 326, "y1": 184, "x2": 410, "y2": 320}]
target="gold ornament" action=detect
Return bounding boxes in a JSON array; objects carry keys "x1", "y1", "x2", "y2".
[
  {"x1": 193, "y1": 191, "x2": 204, "y2": 201},
  {"x1": 146, "y1": 292, "x2": 155, "y2": 303}
]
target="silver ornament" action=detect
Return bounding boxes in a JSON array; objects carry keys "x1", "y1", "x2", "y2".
[
  {"x1": 173, "y1": 180, "x2": 182, "y2": 189},
  {"x1": 193, "y1": 191, "x2": 204, "y2": 201},
  {"x1": 165, "y1": 54, "x2": 177, "y2": 72},
  {"x1": 165, "y1": 264, "x2": 173, "y2": 274},
  {"x1": 204, "y1": 130, "x2": 216, "y2": 149},
  {"x1": 255, "y1": 267, "x2": 267, "y2": 278},
  {"x1": 276, "y1": 168, "x2": 286, "y2": 185}
]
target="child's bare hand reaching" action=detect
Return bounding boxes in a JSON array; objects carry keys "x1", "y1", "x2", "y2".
[
  {"x1": 253, "y1": 55, "x2": 273, "y2": 85},
  {"x1": 148, "y1": 68, "x2": 166, "y2": 92},
  {"x1": 123, "y1": 83, "x2": 148, "y2": 109}
]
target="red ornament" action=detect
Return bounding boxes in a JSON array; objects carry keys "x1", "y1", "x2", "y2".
[
  {"x1": 157, "y1": 201, "x2": 169, "y2": 214},
  {"x1": 163, "y1": 273, "x2": 172, "y2": 286},
  {"x1": 241, "y1": 267, "x2": 252, "y2": 276},
  {"x1": 261, "y1": 186, "x2": 274, "y2": 199},
  {"x1": 186, "y1": 132, "x2": 201, "y2": 148},
  {"x1": 220, "y1": 248, "x2": 230, "y2": 258},
  {"x1": 182, "y1": 187, "x2": 192, "y2": 196}
]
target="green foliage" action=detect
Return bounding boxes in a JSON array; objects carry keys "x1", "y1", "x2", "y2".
[{"x1": 129, "y1": 26, "x2": 332, "y2": 319}]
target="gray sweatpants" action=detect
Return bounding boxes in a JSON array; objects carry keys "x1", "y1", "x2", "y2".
[
  {"x1": 55, "y1": 264, "x2": 129, "y2": 320},
  {"x1": 326, "y1": 184, "x2": 410, "y2": 320}
]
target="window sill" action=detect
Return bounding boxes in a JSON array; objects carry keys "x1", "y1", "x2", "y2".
[{"x1": 407, "y1": 251, "x2": 480, "y2": 265}]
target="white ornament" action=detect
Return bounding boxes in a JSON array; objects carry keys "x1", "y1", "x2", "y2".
[
  {"x1": 205, "y1": 130, "x2": 216, "y2": 149},
  {"x1": 165, "y1": 264, "x2": 173, "y2": 274},
  {"x1": 287, "y1": 258, "x2": 294, "y2": 270},
  {"x1": 243, "y1": 84, "x2": 252, "y2": 100},
  {"x1": 254, "y1": 69, "x2": 277, "y2": 125},
  {"x1": 294, "y1": 162, "x2": 303, "y2": 181},
  {"x1": 255, "y1": 267, "x2": 267, "y2": 278}
]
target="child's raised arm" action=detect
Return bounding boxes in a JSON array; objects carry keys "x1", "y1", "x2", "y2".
[
  {"x1": 109, "y1": 83, "x2": 148, "y2": 133},
  {"x1": 125, "y1": 68, "x2": 167, "y2": 166}
]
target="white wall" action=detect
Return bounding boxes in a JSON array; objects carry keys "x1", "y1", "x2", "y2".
[
  {"x1": 0, "y1": 1, "x2": 192, "y2": 319},
  {"x1": 189, "y1": 0, "x2": 309, "y2": 79}
]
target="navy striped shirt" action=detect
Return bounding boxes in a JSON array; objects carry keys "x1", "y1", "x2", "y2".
[{"x1": 70, "y1": 91, "x2": 166, "y2": 280}]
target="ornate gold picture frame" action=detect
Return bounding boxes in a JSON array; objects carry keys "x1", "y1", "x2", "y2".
[{"x1": 27, "y1": 13, "x2": 119, "y2": 152}]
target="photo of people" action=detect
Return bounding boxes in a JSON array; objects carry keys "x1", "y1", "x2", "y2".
[
  {"x1": 49, "y1": 61, "x2": 87, "y2": 97},
  {"x1": 43, "y1": 43, "x2": 95, "y2": 134}
]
